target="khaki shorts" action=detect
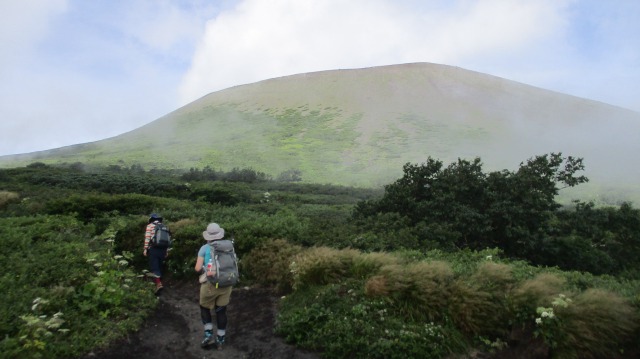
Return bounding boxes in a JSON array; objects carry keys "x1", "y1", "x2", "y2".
[{"x1": 199, "y1": 281, "x2": 233, "y2": 309}]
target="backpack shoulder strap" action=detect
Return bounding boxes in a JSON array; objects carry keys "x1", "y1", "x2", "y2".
[{"x1": 204, "y1": 244, "x2": 212, "y2": 263}]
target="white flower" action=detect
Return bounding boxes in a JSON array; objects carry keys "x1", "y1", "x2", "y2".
[{"x1": 535, "y1": 318, "x2": 543, "y2": 325}]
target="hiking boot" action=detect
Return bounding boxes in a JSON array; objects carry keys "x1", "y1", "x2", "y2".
[
  {"x1": 154, "y1": 282, "x2": 164, "y2": 295},
  {"x1": 200, "y1": 331, "x2": 214, "y2": 348},
  {"x1": 216, "y1": 335, "x2": 225, "y2": 350}
]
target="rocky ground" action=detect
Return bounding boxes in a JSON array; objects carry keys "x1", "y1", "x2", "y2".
[{"x1": 81, "y1": 280, "x2": 321, "y2": 359}]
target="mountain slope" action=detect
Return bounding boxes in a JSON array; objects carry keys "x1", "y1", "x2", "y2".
[{"x1": 2, "y1": 62, "x2": 639, "y2": 202}]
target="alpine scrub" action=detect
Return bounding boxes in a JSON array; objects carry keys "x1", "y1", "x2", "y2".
[
  {"x1": 1, "y1": 158, "x2": 640, "y2": 358},
  {"x1": 0, "y1": 216, "x2": 155, "y2": 359},
  {"x1": 271, "y1": 245, "x2": 640, "y2": 359}
]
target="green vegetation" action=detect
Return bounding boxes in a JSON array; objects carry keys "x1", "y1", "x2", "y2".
[
  {"x1": 270, "y1": 245, "x2": 639, "y2": 358},
  {"x1": 0, "y1": 155, "x2": 638, "y2": 358},
  {"x1": 351, "y1": 153, "x2": 640, "y2": 278},
  {"x1": 3, "y1": 63, "x2": 640, "y2": 204},
  {"x1": 0, "y1": 215, "x2": 155, "y2": 358}
]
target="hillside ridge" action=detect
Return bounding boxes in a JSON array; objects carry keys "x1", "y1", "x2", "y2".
[{"x1": 2, "y1": 62, "x2": 639, "y2": 203}]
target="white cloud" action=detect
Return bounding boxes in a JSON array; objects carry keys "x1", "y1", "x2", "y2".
[
  {"x1": 0, "y1": 0, "x2": 218, "y2": 156},
  {"x1": 179, "y1": 0, "x2": 575, "y2": 104},
  {"x1": 0, "y1": 0, "x2": 68, "y2": 71},
  {"x1": 1, "y1": 0, "x2": 639, "y2": 156}
]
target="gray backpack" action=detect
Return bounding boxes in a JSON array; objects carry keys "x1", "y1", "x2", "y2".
[
  {"x1": 151, "y1": 223, "x2": 172, "y2": 248},
  {"x1": 204, "y1": 238, "x2": 239, "y2": 287}
]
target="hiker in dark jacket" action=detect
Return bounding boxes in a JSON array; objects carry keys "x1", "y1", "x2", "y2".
[
  {"x1": 143, "y1": 213, "x2": 168, "y2": 294},
  {"x1": 194, "y1": 223, "x2": 233, "y2": 349}
]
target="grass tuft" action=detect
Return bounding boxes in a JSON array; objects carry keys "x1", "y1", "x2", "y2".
[
  {"x1": 511, "y1": 273, "x2": 567, "y2": 316},
  {"x1": 448, "y1": 262, "x2": 514, "y2": 338},
  {"x1": 554, "y1": 289, "x2": 640, "y2": 359},
  {"x1": 290, "y1": 247, "x2": 360, "y2": 289},
  {"x1": 365, "y1": 261, "x2": 454, "y2": 321},
  {"x1": 242, "y1": 239, "x2": 303, "y2": 293}
]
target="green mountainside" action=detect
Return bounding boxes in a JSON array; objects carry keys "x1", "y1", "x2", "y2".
[{"x1": 2, "y1": 62, "x2": 639, "y2": 202}]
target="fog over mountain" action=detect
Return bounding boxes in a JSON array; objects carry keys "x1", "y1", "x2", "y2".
[{"x1": 2, "y1": 63, "x2": 639, "y2": 203}]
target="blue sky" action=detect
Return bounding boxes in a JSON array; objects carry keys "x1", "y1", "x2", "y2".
[{"x1": 1, "y1": 0, "x2": 638, "y2": 156}]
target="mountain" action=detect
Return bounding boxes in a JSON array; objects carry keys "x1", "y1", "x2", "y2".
[{"x1": 2, "y1": 62, "x2": 639, "y2": 203}]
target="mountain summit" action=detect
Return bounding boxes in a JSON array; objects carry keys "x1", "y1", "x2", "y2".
[{"x1": 2, "y1": 62, "x2": 639, "y2": 202}]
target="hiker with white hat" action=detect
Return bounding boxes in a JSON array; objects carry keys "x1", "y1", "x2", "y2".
[{"x1": 194, "y1": 223, "x2": 238, "y2": 350}]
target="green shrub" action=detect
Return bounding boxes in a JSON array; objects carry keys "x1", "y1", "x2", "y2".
[
  {"x1": 0, "y1": 190, "x2": 20, "y2": 209},
  {"x1": 276, "y1": 283, "x2": 466, "y2": 359},
  {"x1": 242, "y1": 239, "x2": 303, "y2": 293},
  {"x1": 0, "y1": 215, "x2": 154, "y2": 358},
  {"x1": 222, "y1": 207, "x2": 312, "y2": 254},
  {"x1": 349, "y1": 251, "x2": 402, "y2": 279}
]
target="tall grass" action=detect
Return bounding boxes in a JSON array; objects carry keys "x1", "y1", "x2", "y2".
[
  {"x1": 270, "y1": 244, "x2": 640, "y2": 358},
  {"x1": 510, "y1": 273, "x2": 567, "y2": 320},
  {"x1": 448, "y1": 262, "x2": 515, "y2": 338},
  {"x1": 553, "y1": 289, "x2": 639, "y2": 359},
  {"x1": 365, "y1": 261, "x2": 454, "y2": 322},
  {"x1": 290, "y1": 247, "x2": 360, "y2": 289}
]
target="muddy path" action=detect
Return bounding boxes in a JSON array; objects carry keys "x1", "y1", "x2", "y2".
[{"x1": 81, "y1": 280, "x2": 321, "y2": 359}]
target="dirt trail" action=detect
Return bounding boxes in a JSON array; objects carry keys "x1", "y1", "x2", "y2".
[
  {"x1": 82, "y1": 280, "x2": 321, "y2": 359},
  {"x1": 80, "y1": 278, "x2": 640, "y2": 359}
]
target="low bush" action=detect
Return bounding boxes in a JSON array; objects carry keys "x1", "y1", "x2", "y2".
[
  {"x1": 276, "y1": 283, "x2": 466, "y2": 359},
  {"x1": 277, "y1": 246, "x2": 640, "y2": 358},
  {"x1": 0, "y1": 215, "x2": 154, "y2": 358},
  {"x1": 242, "y1": 239, "x2": 303, "y2": 292},
  {"x1": 0, "y1": 190, "x2": 20, "y2": 209},
  {"x1": 349, "y1": 251, "x2": 402, "y2": 279}
]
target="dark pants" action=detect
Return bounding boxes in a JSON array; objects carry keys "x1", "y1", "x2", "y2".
[
  {"x1": 201, "y1": 305, "x2": 228, "y2": 332},
  {"x1": 148, "y1": 246, "x2": 167, "y2": 278}
]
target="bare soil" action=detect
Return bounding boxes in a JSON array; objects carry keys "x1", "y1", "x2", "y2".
[{"x1": 81, "y1": 279, "x2": 321, "y2": 359}]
